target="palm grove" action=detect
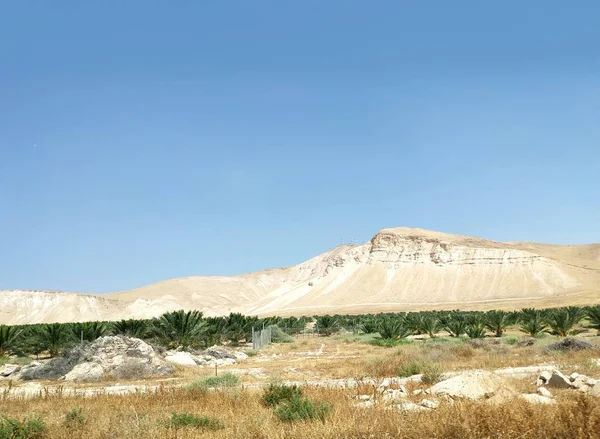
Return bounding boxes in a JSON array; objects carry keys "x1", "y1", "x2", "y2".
[{"x1": 1, "y1": 306, "x2": 600, "y2": 359}]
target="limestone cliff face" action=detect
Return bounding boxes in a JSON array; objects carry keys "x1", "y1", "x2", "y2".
[
  {"x1": 367, "y1": 228, "x2": 546, "y2": 266},
  {"x1": 1, "y1": 227, "x2": 598, "y2": 323}
]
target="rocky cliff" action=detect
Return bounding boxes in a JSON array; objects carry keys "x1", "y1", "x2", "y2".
[{"x1": 1, "y1": 227, "x2": 599, "y2": 324}]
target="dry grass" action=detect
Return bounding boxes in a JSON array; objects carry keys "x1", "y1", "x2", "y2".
[
  {"x1": 1, "y1": 334, "x2": 599, "y2": 438},
  {"x1": 2, "y1": 386, "x2": 600, "y2": 438}
]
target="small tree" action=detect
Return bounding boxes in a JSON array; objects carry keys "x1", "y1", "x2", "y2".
[
  {"x1": 34, "y1": 323, "x2": 71, "y2": 357},
  {"x1": 484, "y1": 310, "x2": 513, "y2": 337},
  {"x1": 420, "y1": 316, "x2": 441, "y2": 339},
  {"x1": 315, "y1": 315, "x2": 339, "y2": 336},
  {"x1": 587, "y1": 306, "x2": 600, "y2": 335},
  {"x1": 111, "y1": 319, "x2": 152, "y2": 339},
  {"x1": 155, "y1": 310, "x2": 207, "y2": 349},
  {"x1": 377, "y1": 317, "x2": 412, "y2": 340},
  {"x1": 0, "y1": 325, "x2": 22, "y2": 357},
  {"x1": 546, "y1": 307, "x2": 585, "y2": 337},
  {"x1": 519, "y1": 309, "x2": 547, "y2": 338},
  {"x1": 441, "y1": 312, "x2": 468, "y2": 337},
  {"x1": 70, "y1": 321, "x2": 108, "y2": 342}
]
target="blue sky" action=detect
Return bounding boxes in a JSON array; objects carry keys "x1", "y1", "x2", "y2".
[{"x1": 1, "y1": 1, "x2": 599, "y2": 293}]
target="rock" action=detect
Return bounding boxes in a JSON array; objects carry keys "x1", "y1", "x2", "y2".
[
  {"x1": 545, "y1": 338, "x2": 598, "y2": 353},
  {"x1": 520, "y1": 393, "x2": 556, "y2": 405},
  {"x1": 203, "y1": 346, "x2": 238, "y2": 360},
  {"x1": 378, "y1": 378, "x2": 391, "y2": 389},
  {"x1": 587, "y1": 378, "x2": 597, "y2": 387},
  {"x1": 388, "y1": 401, "x2": 428, "y2": 412},
  {"x1": 0, "y1": 364, "x2": 21, "y2": 377},
  {"x1": 165, "y1": 352, "x2": 198, "y2": 367},
  {"x1": 571, "y1": 377, "x2": 588, "y2": 390},
  {"x1": 538, "y1": 371, "x2": 552, "y2": 384},
  {"x1": 382, "y1": 387, "x2": 408, "y2": 402},
  {"x1": 537, "y1": 387, "x2": 553, "y2": 398},
  {"x1": 354, "y1": 400, "x2": 375, "y2": 408},
  {"x1": 221, "y1": 358, "x2": 236, "y2": 366},
  {"x1": 232, "y1": 351, "x2": 248, "y2": 361},
  {"x1": 20, "y1": 336, "x2": 173, "y2": 381},
  {"x1": 420, "y1": 399, "x2": 439, "y2": 409},
  {"x1": 427, "y1": 370, "x2": 514, "y2": 400},
  {"x1": 570, "y1": 372, "x2": 580, "y2": 381},
  {"x1": 546, "y1": 370, "x2": 572, "y2": 389},
  {"x1": 578, "y1": 384, "x2": 592, "y2": 393},
  {"x1": 63, "y1": 362, "x2": 104, "y2": 382}
]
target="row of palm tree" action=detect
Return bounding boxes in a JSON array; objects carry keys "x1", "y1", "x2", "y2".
[
  {"x1": 1, "y1": 306, "x2": 599, "y2": 358},
  {"x1": 352, "y1": 306, "x2": 600, "y2": 341}
]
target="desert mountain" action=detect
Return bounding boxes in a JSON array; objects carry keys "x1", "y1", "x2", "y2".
[{"x1": 2, "y1": 227, "x2": 599, "y2": 324}]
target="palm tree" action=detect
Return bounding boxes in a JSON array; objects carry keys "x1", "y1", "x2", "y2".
[
  {"x1": 360, "y1": 318, "x2": 379, "y2": 335},
  {"x1": 484, "y1": 310, "x2": 513, "y2": 337},
  {"x1": 587, "y1": 306, "x2": 600, "y2": 335},
  {"x1": 70, "y1": 321, "x2": 108, "y2": 342},
  {"x1": 405, "y1": 313, "x2": 425, "y2": 335},
  {"x1": 440, "y1": 312, "x2": 468, "y2": 337},
  {"x1": 0, "y1": 325, "x2": 22, "y2": 357},
  {"x1": 224, "y1": 313, "x2": 252, "y2": 345},
  {"x1": 377, "y1": 317, "x2": 412, "y2": 340},
  {"x1": 35, "y1": 323, "x2": 71, "y2": 357},
  {"x1": 420, "y1": 316, "x2": 441, "y2": 339},
  {"x1": 546, "y1": 307, "x2": 585, "y2": 337},
  {"x1": 315, "y1": 315, "x2": 339, "y2": 336},
  {"x1": 519, "y1": 309, "x2": 547, "y2": 338},
  {"x1": 111, "y1": 319, "x2": 152, "y2": 339},
  {"x1": 155, "y1": 310, "x2": 207, "y2": 349},
  {"x1": 202, "y1": 317, "x2": 225, "y2": 346}
]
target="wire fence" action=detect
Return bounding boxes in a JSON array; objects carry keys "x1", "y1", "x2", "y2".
[{"x1": 252, "y1": 326, "x2": 272, "y2": 350}]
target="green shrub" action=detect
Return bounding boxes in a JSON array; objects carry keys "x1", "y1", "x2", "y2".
[
  {"x1": 186, "y1": 372, "x2": 240, "y2": 390},
  {"x1": 269, "y1": 325, "x2": 295, "y2": 343},
  {"x1": 274, "y1": 395, "x2": 329, "y2": 422},
  {"x1": 0, "y1": 415, "x2": 47, "y2": 439},
  {"x1": 368, "y1": 338, "x2": 412, "y2": 348},
  {"x1": 397, "y1": 359, "x2": 424, "y2": 377},
  {"x1": 262, "y1": 384, "x2": 303, "y2": 407},
  {"x1": 504, "y1": 336, "x2": 519, "y2": 345},
  {"x1": 64, "y1": 407, "x2": 85, "y2": 427},
  {"x1": 164, "y1": 412, "x2": 224, "y2": 430},
  {"x1": 245, "y1": 349, "x2": 259, "y2": 357},
  {"x1": 421, "y1": 363, "x2": 444, "y2": 384}
]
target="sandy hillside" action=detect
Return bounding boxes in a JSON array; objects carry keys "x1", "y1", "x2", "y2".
[{"x1": 2, "y1": 227, "x2": 599, "y2": 324}]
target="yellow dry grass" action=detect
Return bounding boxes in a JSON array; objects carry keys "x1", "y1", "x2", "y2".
[
  {"x1": 2, "y1": 334, "x2": 600, "y2": 438},
  {"x1": 2, "y1": 385, "x2": 600, "y2": 438}
]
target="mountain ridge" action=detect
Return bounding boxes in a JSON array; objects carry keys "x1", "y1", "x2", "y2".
[{"x1": 2, "y1": 227, "x2": 599, "y2": 324}]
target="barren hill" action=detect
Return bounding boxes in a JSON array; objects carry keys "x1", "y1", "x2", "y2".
[{"x1": 2, "y1": 227, "x2": 599, "y2": 324}]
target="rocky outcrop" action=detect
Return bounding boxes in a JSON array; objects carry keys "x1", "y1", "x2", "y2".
[
  {"x1": 427, "y1": 370, "x2": 515, "y2": 400},
  {"x1": 164, "y1": 346, "x2": 248, "y2": 368},
  {"x1": 19, "y1": 336, "x2": 173, "y2": 382}
]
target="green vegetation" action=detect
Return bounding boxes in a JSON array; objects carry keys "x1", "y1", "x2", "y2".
[
  {"x1": 186, "y1": 372, "x2": 240, "y2": 391},
  {"x1": 262, "y1": 383, "x2": 303, "y2": 407},
  {"x1": 64, "y1": 407, "x2": 85, "y2": 427},
  {"x1": 274, "y1": 394, "x2": 330, "y2": 422},
  {"x1": 155, "y1": 310, "x2": 207, "y2": 349},
  {"x1": 164, "y1": 412, "x2": 224, "y2": 430},
  {"x1": 0, "y1": 415, "x2": 46, "y2": 439},
  {"x1": 0, "y1": 306, "x2": 598, "y2": 360},
  {"x1": 268, "y1": 325, "x2": 295, "y2": 343}
]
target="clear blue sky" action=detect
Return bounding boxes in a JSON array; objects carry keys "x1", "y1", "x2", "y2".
[{"x1": 1, "y1": 1, "x2": 599, "y2": 293}]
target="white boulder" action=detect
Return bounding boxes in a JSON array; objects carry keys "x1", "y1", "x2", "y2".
[
  {"x1": 165, "y1": 352, "x2": 198, "y2": 367},
  {"x1": 427, "y1": 370, "x2": 512, "y2": 400}
]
